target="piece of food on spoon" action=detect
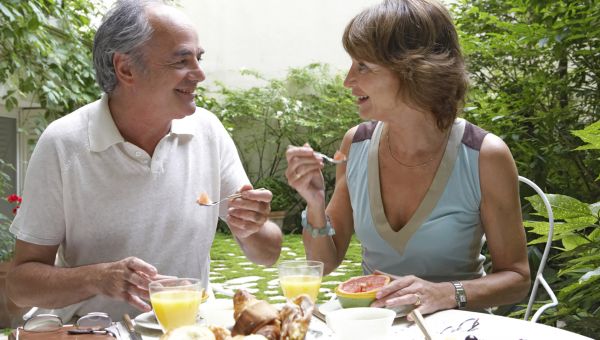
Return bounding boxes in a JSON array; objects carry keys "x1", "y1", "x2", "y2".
[
  {"x1": 333, "y1": 150, "x2": 347, "y2": 162},
  {"x1": 197, "y1": 192, "x2": 212, "y2": 205}
]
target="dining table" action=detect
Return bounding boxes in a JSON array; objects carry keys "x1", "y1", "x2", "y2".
[
  {"x1": 4, "y1": 308, "x2": 593, "y2": 340},
  {"x1": 17, "y1": 310, "x2": 594, "y2": 340},
  {"x1": 126, "y1": 308, "x2": 594, "y2": 339}
]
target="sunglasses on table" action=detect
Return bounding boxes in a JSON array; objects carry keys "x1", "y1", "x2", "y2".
[{"x1": 22, "y1": 312, "x2": 117, "y2": 337}]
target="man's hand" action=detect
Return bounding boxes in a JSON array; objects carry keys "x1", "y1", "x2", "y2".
[
  {"x1": 226, "y1": 184, "x2": 273, "y2": 239},
  {"x1": 97, "y1": 257, "x2": 173, "y2": 312}
]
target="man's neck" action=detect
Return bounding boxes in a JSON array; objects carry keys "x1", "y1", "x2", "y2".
[{"x1": 107, "y1": 92, "x2": 171, "y2": 156}]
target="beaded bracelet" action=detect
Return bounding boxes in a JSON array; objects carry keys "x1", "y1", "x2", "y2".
[{"x1": 301, "y1": 209, "x2": 336, "y2": 238}]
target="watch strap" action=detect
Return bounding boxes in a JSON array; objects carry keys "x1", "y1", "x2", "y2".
[{"x1": 451, "y1": 281, "x2": 467, "y2": 309}]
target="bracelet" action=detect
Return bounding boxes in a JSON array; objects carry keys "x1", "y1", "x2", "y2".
[
  {"x1": 301, "y1": 209, "x2": 336, "y2": 238},
  {"x1": 451, "y1": 281, "x2": 467, "y2": 309}
]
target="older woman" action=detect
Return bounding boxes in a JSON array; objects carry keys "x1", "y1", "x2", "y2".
[{"x1": 285, "y1": 0, "x2": 530, "y2": 316}]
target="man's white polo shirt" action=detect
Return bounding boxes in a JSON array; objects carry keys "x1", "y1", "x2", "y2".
[{"x1": 10, "y1": 94, "x2": 248, "y2": 319}]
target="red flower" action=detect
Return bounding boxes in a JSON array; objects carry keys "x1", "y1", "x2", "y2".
[
  {"x1": 6, "y1": 194, "x2": 22, "y2": 215},
  {"x1": 7, "y1": 194, "x2": 22, "y2": 203}
]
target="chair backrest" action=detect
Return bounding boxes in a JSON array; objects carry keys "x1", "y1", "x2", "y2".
[{"x1": 518, "y1": 176, "x2": 558, "y2": 323}]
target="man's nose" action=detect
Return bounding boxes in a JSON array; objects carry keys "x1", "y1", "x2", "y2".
[{"x1": 188, "y1": 60, "x2": 206, "y2": 82}]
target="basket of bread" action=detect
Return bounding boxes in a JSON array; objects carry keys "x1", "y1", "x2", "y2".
[{"x1": 161, "y1": 289, "x2": 314, "y2": 340}]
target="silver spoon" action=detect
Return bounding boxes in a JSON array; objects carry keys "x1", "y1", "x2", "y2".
[
  {"x1": 314, "y1": 151, "x2": 347, "y2": 164},
  {"x1": 196, "y1": 192, "x2": 243, "y2": 207},
  {"x1": 196, "y1": 188, "x2": 267, "y2": 207}
]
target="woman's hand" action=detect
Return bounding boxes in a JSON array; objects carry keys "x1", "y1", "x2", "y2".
[
  {"x1": 285, "y1": 144, "x2": 326, "y2": 206},
  {"x1": 371, "y1": 271, "x2": 456, "y2": 317}
]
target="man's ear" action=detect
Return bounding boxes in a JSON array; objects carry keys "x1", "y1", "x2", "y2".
[{"x1": 113, "y1": 52, "x2": 135, "y2": 86}]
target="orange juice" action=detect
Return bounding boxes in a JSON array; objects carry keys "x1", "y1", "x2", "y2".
[
  {"x1": 280, "y1": 275, "x2": 322, "y2": 302},
  {"x1": 151, "y1": 289, "x2": 202, "y2": 332}
]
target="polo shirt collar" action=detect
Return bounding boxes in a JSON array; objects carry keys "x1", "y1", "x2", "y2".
[
  {"x1": 89, "y1": 94, "x2": 125, "y2": 152},
  {"x1": 89, "y1": 95, "x2": 197, "y2": 152}
]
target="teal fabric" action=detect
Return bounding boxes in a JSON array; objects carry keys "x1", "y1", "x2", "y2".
[{"x1": 347, "y1": 120, "x2": 486, "y2": 282}]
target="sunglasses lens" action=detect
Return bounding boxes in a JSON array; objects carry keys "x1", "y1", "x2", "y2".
[
  {"x1": 77, "y1": 312, "x2": 112, "y2": 330},
  {"x1": 23, "y1": 314, "x2": 63, "y2": 332}
]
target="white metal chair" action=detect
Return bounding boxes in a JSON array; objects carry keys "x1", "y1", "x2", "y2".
[{"x1": 518, "y1": 176, "x2": 559, "y2": 323}]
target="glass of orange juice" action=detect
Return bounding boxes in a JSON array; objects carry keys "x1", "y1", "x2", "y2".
[
  {"x1": 149, "y1": 278, "x2": 204, "y2": 333},
  {"x1": 278, "y1": 260, "x2": 324, "y2": 302}
]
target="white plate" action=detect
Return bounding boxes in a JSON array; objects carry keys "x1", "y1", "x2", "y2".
[
  {"x1": 317, "y1": 298, "x2": 343, "y2": 315},
  {"x1": 198, "y1": 299, "x2": 235, "y2": 328},
  {"x1": 134, "y1": 311, "x2": 162, "y2": 330},
  {"x1": 317, "y1": 298, "x2": 411, "y2": 318}
]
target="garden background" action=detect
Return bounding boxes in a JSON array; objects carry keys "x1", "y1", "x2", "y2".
[{"x1": 0, "y1": 0, "x2": 599, "y2": 338}]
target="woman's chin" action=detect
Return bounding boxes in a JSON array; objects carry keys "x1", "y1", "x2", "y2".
[{"x1": 358, "y1": 110, "x2": 372, "y2": 121}]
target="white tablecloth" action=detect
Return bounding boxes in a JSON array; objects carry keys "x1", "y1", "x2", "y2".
[
  {"x1": 3, "y1": 309, "x2": 591, "y2": 340},
  {"x1": 124, "y1": 309, "x2": 592, "y2": 340}
]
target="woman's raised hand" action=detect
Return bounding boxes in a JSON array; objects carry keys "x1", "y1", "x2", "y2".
[{"x1": 285, "y1": 144, "x2": 326, "y2": 205}]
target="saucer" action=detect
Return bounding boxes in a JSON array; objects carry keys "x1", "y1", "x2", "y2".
[{"x1": 133, "y1": 311, "x2": 162, "y2": 331}]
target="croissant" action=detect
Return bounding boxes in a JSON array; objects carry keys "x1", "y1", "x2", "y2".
[
  {"x1": 231, "y1": 290, "x2": 313, "y2": 340},
  {"x1": 280, "y1": 295, "x2": 314, "y2": 340},
  {"x1": 232, "y1": 291, "x2": 280, "y2": 340}
]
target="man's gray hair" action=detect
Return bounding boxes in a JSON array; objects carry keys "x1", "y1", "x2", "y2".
[{"x1": 93, "y1": 0, "x2": 163, "y2": 94}]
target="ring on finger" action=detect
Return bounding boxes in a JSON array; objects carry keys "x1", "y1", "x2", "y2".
[{"x1": 414, "y1": 293, "x2": 421, "y2": 306}]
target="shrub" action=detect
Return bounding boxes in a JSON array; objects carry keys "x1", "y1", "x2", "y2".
[
  {"x1": 199, "y1": 64, "x2": 359, "y2": 231},
  {"x1": 253, "y1": 177, "x2": 297, "y2": 212},
  {"x1": 519, "y1": 121, "x2": 600, "y2": 337},
  {"x1": 0, "y1": 160, "x2": 16, "y2": 262}
]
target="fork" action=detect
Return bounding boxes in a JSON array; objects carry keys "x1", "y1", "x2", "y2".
[
  {"x1": 197, "y1": 188, "x2": 267, "y2": 207},
  {"x1": 314, "y1": 152, "x2": 347, "y2": 164},
  {"x1": 197, "y1": 192, "x2": 243, "y2": 207}
]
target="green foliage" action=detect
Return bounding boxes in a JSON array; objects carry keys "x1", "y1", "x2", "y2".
[
  {"x1": 452, "y1": 0, "x2": 600, "y2": 202},
  {"x1": 253, "y1": 177, "x2": 297, "y2": 212},
  {"x1": 573, "y1": 121, "x2": 600, "y2": 180},
  {"x1": 452, "y1": 1, "x2": 599, "y2": 331},
  {"x1": 519, "y1": 121, "x2": 600, "y2": 336},
  {"x1": 0, "y1": 160, "x2": 15, "y2": 262},
  {"x1": 199, "y1": 64, "x2": 359, "y2": 229},
  {"x1": 0, "y1": 0, "x2": 101, "y2": 119},
  {"x1": 0, "y1": 217, "x2": 14, "y2": 262}
]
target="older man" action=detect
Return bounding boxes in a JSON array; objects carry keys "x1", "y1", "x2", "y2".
[{"x1": 7, "y1": 0, "x2": 282, "y2": 320}]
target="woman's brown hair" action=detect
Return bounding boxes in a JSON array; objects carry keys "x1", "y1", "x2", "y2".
[{"x1": 343, "y1": 0, "x2": 468, "y2": 130}]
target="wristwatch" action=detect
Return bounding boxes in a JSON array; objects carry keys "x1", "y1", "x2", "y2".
[
  {"x1": 451, "y1": 281, "x2": 467, "y2": 309},
  {"x1": 301, "y1": 209, "x2": 336, "y2": 238}
]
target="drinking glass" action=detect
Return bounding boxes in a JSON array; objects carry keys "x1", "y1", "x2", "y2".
[
  {"x1": 149, "y1": 278, "x2": 204, "y2": 333},
  {"x1": 278, "y1": 260, "x2": 324, "y2": 302}
]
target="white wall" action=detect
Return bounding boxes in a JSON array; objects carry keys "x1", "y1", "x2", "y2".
[
  {"x1": 178, "y1": 0, "x2": 382, "y2": 89},
  {"x1": 99, "y1": 0, "x2": 456, "y2": 89}
]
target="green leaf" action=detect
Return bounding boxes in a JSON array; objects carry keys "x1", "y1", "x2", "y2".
[
  {"x1": 0, "y1": 3, "x2": 15, "y2": 21},
  {"x1": 572, "y1": 121, "x2": 600, "y2": 151},
  {"x1": 579, "y1": 267, "x2": 600, "y2": 283},
  {"x1": 525, "y1": 219, "x2": 594, "y2": 237},
  {"x1": 526, "y1": 194, "x2": 594, "y2": 220},
  {"x1": 562, "y1": 234, "x2": 591, "y2": 251},
  {"x1": 590, "y1": 202, "x2": 600, "y2": 217}
]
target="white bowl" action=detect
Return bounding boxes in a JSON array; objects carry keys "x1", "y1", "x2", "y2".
[{"x1": 326, "y1": 307, "x2": 395, "y2": 340}]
